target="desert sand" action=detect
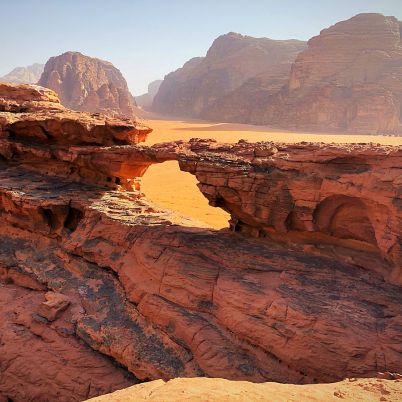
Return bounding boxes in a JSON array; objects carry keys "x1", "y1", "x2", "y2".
[
  {"x1": 141, "y1": 118, "x2": 402, "y2": 228},
  {"x1": 87, "y1": 377, "x2": 402, "y2": 402}
]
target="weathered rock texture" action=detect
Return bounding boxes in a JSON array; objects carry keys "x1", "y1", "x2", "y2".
[
  {"x1": 0, "y1": 284, "x2": 136, "y2": 401},
  {"x1": 152, "y1": 33, "x2": 306, "y2": 119},
  {"x1": 87, "y1": 377, "x2": 402, "y2": 402},
  {"x1": 0, "y1": 63, "x2": 44, "y2": 85},
  {"x1": 38, "y1": 51, "x2": 137, "y2": 118},
  {"x1": 136, "y1": 80, "x2": 163, "y2": 109},
  {"x1": 0, "y1": 83, "x2": 402, "y2": 400},
  {"x1": 257, "y1": 13, "x2": 402, "y2": 133}
]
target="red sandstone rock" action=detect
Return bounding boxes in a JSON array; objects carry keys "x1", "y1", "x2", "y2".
[
  {"x1": 0, "y1": 283, "x2": 136, "y2": 402},
  {"x1": 0, "y1": 83, "x2": 401, "y2": 400},
  {"x1": 174, "y1": 139, "x2": 402, "y2": 285},
  {"x1": 1, "y1": 85, "x2": 402, "y2": 282},
  {"x1": 38, "y1": 51, "x2": 138, "y2": 118},
  {"x1": 2, "y1": 164, "x2": 402, "y2": 388},
  {"x1": 0, "y1": 82, "x2": 62, "y2": 112},
  {"x1": 0, "y1": 83, "x2": 151, "y2": 151}
]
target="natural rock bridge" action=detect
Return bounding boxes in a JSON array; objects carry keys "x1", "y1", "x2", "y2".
[{"x1": 0, "y1": 84, "x2": 401, "y2": 400}]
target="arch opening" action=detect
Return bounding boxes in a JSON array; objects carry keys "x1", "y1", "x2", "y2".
[
  {"x1": 140, "y1": 160, "x2": 230, "y2": 229},
  {"x1": 313, "y1": 195, "x2": 377, "y2": 245}
]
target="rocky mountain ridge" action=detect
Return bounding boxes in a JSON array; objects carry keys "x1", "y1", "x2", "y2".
[
  {"x1": 152, "y1": 13, "x2": 402, "y2": 134},
  {"x1": 38, "y1": 51, "x2": 137, "y2": 118},
  {"x1": 152, "y1": 32, "x2": 306, "y2": 118},
  {"x1": 0, "y1": 63, "x2": 44, "y2": 84}
]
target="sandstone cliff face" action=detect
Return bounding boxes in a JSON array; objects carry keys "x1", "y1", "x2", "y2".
[
  {"x1": 0, "y1": 63, "x2": 44, "y2": 84},
  {"x1": 201, "y1": 68, "x2": 290, "y2": 124},
  {"x1": 250, "y1": 13, "x2": 402, "y2": 133},
  {"x1": 136, "y1": 80, "x2": 163, "y2": 109},
  {"x1": 38, "y1": 51, "x2": 137, "y2": 118},
  {"x1": 0, "y1": 84, "x2": 401, "y2": 400},
  {"x1": 152, "y1": 33, "x2": 306, "y2": 118}
]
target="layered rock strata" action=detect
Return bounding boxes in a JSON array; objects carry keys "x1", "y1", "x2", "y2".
[
  {"x1": 281, "y1": 13, "x2": 402, "y2": 133},
  {"x1": 38, "y1": 51, "x2": 137, "y2": 118},
  {"x1": 175, "y1": 139, "x2": 402, "y2": 285},
  {"x1": 0, "y1": 83, "x2": 402, "y2": 400}
]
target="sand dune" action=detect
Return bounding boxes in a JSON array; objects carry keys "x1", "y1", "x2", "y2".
[{"x1": 141, "y1": 118, "x2": 402, "y2": 228}]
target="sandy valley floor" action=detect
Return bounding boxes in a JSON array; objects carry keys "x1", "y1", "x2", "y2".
[{"x1": 140, "y1": 117, "x2": 402, "y2": 228}]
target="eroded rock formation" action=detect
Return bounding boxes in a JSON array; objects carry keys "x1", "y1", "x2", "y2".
[
  {"x1": 38, "y1": 51, "x2": 137, "y2": 118},
  {"x1": 152, "y1": 33, "x2": 306, "y2": 119},
  {"x1": 0, "y1": 83, "x2": 401, "y2": 400}
]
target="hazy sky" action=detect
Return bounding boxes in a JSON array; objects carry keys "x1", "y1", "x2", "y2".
[{"x1": 1, "y1": 0, "x2": 402, "y2": 94}]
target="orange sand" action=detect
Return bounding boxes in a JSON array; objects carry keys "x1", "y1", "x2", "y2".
[
  {"x1": 141, "y1": 118, "x2": 402, "y2": 229},
  {"x1": 87, "y1": 377, "x2": 402, "y2": 402}
]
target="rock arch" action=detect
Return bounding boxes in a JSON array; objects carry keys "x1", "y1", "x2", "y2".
[{"x1": 140, "y1": 160, "x2": 230, "y2": 228}]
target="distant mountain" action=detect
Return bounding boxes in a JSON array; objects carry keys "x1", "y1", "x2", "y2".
[
  {"x1": 135, "y1": 80, "x2": 163, "y2": 109},
  {"x1": 0, "y1": 63, "x2": 44, "y2": 84},
  {"x1": 38, "y1": 51, "x2": 137, "y2": 118},
  {"x1": 152, "y1": 14, "x2": 402, "y2": 134},
  {"x1": 151, "y1": 32, "x2": 306, "y2": 119},
  {"x1": 255, "y1": 13, "x2": 402, "y2": 133}
]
